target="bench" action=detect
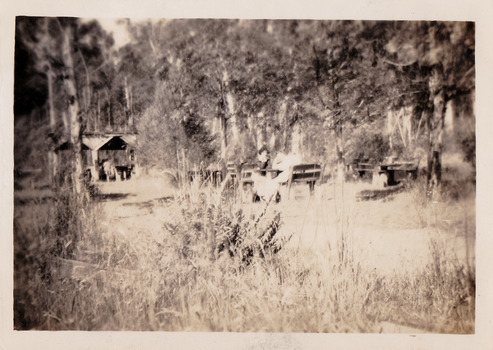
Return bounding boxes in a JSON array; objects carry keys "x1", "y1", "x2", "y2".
[
  {"x1": 226, "y1": 163, "x2": 255, "y2": 179},
  {"x1": 240, "y1": 163, "x2": 323, "y2": 200},
  {"x1": 378, "y1": 161, "x2": 418, "y2": 185},
  {"x1": 352, "y1": 162, "x2": 376, "y2": 177},
  {"x1": 240, "y1": 167, "x2": 280, "y2": 190},
  {"x1": 285, "y1": 163, "x2": 323, "y2": 197}
]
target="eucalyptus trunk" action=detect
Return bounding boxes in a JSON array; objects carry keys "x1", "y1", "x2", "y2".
[
  {"x1": 334, "y1": 125, "x2": 345, "y2": 185},
  {"x1": 61, "y1": 25, "x2": 83, "y2": 195},
  {"x1": 46, "y1": 64, "x2": 57, "y2": 187},
  {"x1": 291, "y1": 121, "x2": 302, "y2": 156},
  {"x1": 124, "y1": 76, "x2": 134, "y2": 130},
  {"x1": 427, "y1": 67, "x2": 446, "y2": 194},
  {"x1": 218, "y1": 114, "x2": 228, "y2": 161}
]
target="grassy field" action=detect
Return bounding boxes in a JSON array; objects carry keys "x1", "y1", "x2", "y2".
[{"x1": 13, "y1": 174, "x2": 475, "y2": 333}]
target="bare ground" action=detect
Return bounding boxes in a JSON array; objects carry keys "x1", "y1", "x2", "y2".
[{"x1": 96, "y1": 176, "x2": 475, "y2": 278}]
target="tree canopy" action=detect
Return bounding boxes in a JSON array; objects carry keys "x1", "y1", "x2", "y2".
[{"x1": 15, "y1": 18, "x2": 475, "y2": 186}]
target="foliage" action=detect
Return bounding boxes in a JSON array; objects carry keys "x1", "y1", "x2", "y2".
[
  {"x1": 15, "y1": 17, "x2": 120, "y2": 130},
  {"x1": 14, "y1": 190, "x2": 98, "y2": 329},
  {"x1": 345, "y1": 120, "x2": 393, "y2": 163},
  {"x1": 180, "y1": 112, "x2": 217, "y2": 161},
  {"x1": 14, "y1": 117, "x2": 51, "y2": 173},
  {"x1": 15, "y1": 18, "x2": 475, "y2": 185}
]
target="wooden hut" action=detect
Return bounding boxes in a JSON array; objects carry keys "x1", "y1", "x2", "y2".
[{"x1": 82, "y1": 133, "x2": 137, "y2": 181}]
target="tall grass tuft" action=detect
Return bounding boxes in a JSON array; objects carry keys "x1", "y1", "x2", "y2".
[{"x1": 14, "y1": 183, "x2": 100, "y2": 329}]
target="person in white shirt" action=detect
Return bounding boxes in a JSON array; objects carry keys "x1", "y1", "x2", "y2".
[{"x1": 252, "y1": 151, "x2": 302, "y2": 201}]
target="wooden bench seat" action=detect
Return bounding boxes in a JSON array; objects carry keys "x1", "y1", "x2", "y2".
[
  {"x1": 285, "y1": 163, "x2": 323, "y2": 197},
  {"x1": 239, "y1": 163, "x2": 323, "y2": 200},
  {"x1": 353, "y1": 162, "x2": 376, "y2": 173},
  {"x1": 378, "y1": 161, "x2": 419, "y2": 185}
]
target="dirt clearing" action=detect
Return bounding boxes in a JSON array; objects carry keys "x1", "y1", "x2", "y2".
[{"x1": 97, "y1": 177, "x2": 475, "y2": 278}]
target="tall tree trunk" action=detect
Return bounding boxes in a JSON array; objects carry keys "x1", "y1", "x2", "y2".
[
  {"x1": 216, "y1": 77, "x2": 231, "y2": 161},
  {"x1": 333, "y1": 124, "x2": 345, "y2": 219},
  {"x1": 291, "y1": 120, "x2": 302, "y2": 155},
  {"x1": 219, "y1": 115, "x2": 227, "y2": 161},
  {"x1": 97, "y1": 92, "x2": 101, "y2": 133},
  {"x1": 255, "y1": 112, "x2": 265, "y2": 151},
  {"x1": 395, "y1": 109, "x2": 407, "y2": 149},
  {"x1": 268, "y1": 131, "x2": 276, "y2": 152},
  {"x1": 61, "y1": 25, "x2": 83, "y2": 195},
  {"x1": 46, "y1": 64, "x2": 58, "y2": 187},
  {"x1": 334, "y1": 125, "x2": 345, "y2": 184},
  {"x1": 403, "y1": 106, "x2": 413, "y2": 153},
  {"x1": 279, "y1": 101, "x2": 289, "y2": 152},
  {"x1": 216, "y1": 81, "x2": 229, "y2": 160},
  {"x1": 427, "y1": 66, "x2": 446, "y2": 195},
  {"x1": 387, "y1": 108, "x2": 394, "y2": 151},
  {"x1": 124, "y1": 76, "x2": 134, "y2": 130},
  {"x1": 216, "y1": 104, "x2": 227, "y2": 161},
  {"x1": 226, "y1": 93, "x2": 238, "y2": 141},
  {"x1": 444, "y1": 100, "x2": 455, "y2": 134},
  {"x1": 247, "y1": 114, "x2": 257, "y2": 152}
]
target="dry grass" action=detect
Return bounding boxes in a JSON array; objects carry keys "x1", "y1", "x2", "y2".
[{"x1": 13, "y1": 174, "x2": 475, "y2": 332}]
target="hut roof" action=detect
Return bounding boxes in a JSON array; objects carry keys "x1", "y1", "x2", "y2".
[
  {"x1": 82, "y1": 136, "x2": 113, "y2": 151},
  {"x1": 82, "y1": 134, "x2": 137, "y2": 151}
]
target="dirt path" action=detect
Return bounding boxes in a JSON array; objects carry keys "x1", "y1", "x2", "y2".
[
  {"x1": 278, "y1": 183, "x2": 475, "y2": 276},
  {"x1": 95, "y1": 176, "x2": 177, "y2": 246}
]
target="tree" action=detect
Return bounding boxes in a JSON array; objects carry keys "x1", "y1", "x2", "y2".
[
  {"x1": 125, "y1": 19, "x2": 291, "y2": 166},
  {"x1": 110, "y1": 18, "x2": 474, "y2": 186},
  {"x1": 16, "y1": 17, "x2": 84, "y2": 193},
  {"x1": 383, "y1": 21, "x2": 475, "y2": 191},
  {"x1": 15, "y1": 17, "x2": 122, "y2": 193},
  {"x1": 120, "y1": 19, "x2": 221, "y2": 168},
  {"x1": 287, "y1": 21, "x2": 390, "y2": 181}
]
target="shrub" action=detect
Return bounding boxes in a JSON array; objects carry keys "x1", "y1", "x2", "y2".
[{"x1": 14, "y1": 186, "x2": 101, "y2": 329}]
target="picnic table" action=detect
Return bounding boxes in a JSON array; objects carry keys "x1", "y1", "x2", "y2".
[
  {"x1": 377, "y1": 161, "x2": 418, "y2": 185},
  {"x1": 239, "y1": 163, "x2": 323, "y2": 200},
  {"x1": 350, "y1": 159, "x2": 419, "y2": 186}
]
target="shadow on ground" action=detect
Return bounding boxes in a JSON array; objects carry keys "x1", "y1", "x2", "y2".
[{"x1": 92, "y1": 193, "x2": 133, "y2": 201}]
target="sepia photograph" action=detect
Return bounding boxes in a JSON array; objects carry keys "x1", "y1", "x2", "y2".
[{"x1": 3, "y1": 0, "x2": 493, "y2": 349}]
